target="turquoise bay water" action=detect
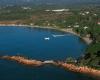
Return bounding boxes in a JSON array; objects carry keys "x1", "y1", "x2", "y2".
[{"x1": 0, "y1": 26, "x2": 95, "y2": 80}]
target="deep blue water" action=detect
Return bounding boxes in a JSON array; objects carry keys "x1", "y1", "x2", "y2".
[{"x1": 0, "y1": 26, "x2": 95, "y2": 80}]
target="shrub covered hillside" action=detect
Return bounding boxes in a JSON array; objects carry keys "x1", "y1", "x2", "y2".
[{"x1": 78, "y1": 43, "x2": 100, "y2": 69}]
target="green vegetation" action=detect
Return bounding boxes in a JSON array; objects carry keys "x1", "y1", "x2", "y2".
[
  {"x1": 66, "y1": 57, "x2": 77, "y2": 63},
  {"x1": 0, "y1": 6, "x2": 99, "y2": 69},
  {"x1": 78, "y1": 43, "x2": 100, "y2": 69}
]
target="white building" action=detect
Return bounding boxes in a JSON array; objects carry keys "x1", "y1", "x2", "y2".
[
  {"x1": 85, "y1": 11, "x2": 90, "y2": 14},
  {"x1": 74, "y1": 25, "x2": 79, "y2": 28},
  {"x1": 94, "y1": 14, "x2": 97, "y2": 16},
  {"x1": 84, "y1": 26, "x2": 88, "y2": 30},
  {"x1": 22, "y1": 7, "x2": 31, "y2": 10},
  {"x1": 80, "y1": 13, "x2": 85, "y2": 16},
  {"x1": 67, "y1": 26, "x2": 71, "y2": 28},
  {"x1": 97, "y1": 22, "x2": 100, "y2": 25},
  {"x1": 45, "y1": 9, "x2": 69, "y2": 12}
]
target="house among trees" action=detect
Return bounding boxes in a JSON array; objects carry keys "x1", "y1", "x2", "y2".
[{"x1": 97, "y1": 22, "x2": 100, "y2": 25}]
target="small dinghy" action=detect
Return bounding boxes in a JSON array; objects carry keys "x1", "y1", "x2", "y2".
[{"x1": 44, "y1": 37, "x2": 50, "y2": 40}]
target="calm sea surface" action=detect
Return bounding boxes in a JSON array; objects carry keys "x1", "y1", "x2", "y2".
[{"x1": 0, "y1": 26, "x2": 95, "y2": 80}]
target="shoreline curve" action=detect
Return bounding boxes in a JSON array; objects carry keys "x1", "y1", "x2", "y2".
[{"x1": 0, "y1": 24, "x2": 92, "y2": 44}]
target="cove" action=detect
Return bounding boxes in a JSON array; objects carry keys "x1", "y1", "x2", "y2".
[{"x1": 0, "y1": 26, "x2": 95, "y2": 80}]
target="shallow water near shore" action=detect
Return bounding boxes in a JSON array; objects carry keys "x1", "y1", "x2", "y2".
[{"x1": 0, "y1": 26, "x2": 96, "y2": 80}]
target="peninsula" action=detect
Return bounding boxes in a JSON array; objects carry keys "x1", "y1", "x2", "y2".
[{"x1": 0, "y1": 55, "x2": 100, "y2": 79}]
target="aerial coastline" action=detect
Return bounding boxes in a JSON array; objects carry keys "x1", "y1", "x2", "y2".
[{"x1": 0, "y1": 2, "x2": 99, "y2": 79}]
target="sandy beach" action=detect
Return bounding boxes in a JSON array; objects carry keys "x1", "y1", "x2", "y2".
[{"x1": 0, "y1": 24, "x2": 92, "y2": 44}]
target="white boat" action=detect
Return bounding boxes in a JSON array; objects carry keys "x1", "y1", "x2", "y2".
[
  {"x1": 52, "y1": 34, "x2": 65, "y2": 37},
  {"x1": 44, "y1": 37, "x2": 50, "y2": 40}
]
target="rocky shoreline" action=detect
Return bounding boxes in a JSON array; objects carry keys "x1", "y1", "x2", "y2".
[
  {"x1": 59, "y1": 62, "x2": 100, "y2": 79},
  {"x1": 0, "y1": 56, "x2": 100, "y2": 79},
  {"x1": 1, "y1": 56, "x2": 58, "y2": 66}
]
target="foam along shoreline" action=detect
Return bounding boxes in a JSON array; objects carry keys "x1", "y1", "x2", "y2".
[
  {"x1": 0, "y1": 55, "x2": 100, "y2": 78},
  {"x1": 0, "y1": 24, "x2": 92, "y2": 44}
]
